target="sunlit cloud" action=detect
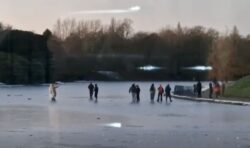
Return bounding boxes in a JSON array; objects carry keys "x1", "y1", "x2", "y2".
[{"x1": 67, "y1": 6, "x2": 141, "y2": 15}]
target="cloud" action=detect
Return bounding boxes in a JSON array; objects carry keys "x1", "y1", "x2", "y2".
[{"x1": 67, "y1": 6, "x2": 141, "y2": 15}]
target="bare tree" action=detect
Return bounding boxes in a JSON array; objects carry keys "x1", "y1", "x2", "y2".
[{"x1": 53, "y1": 18, "x2": 77, "y2": 40}]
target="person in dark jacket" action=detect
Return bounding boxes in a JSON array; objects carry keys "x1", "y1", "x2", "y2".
[
  {"x1": 165, "y1": 84, "x2": 172, "y2": 102},
  {"x1": 221, "y1": 81, "x2": 226, "y2": 96},
  {"x1": 94, "y1": 84, "x2": 99, "y2": 101},
  {"x1": 209, "y1": 82, "x2": 213, "y2": 98},
  {"x1": 193, "y1": 84, "x2": 197, "y2": 96},
  {"x1": 197, "y1": 81, "x2": 202, "y2": 98},
  {"x1": 150, "y1": 84, "x2": 156, "y2": 102},
  {"x1": 136, "y1": 85, "x2": 141, "y2": 103},
  {"x1": 129, "y1": 84, "x2": 137, "y2": 103},
  {"x1": 88, "y1": 83, "x2": 94, "y2": 100}
]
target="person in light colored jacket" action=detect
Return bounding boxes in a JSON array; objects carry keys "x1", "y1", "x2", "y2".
[{"x1": 49, "y1": 83, "x2": 59, "y2": 102}]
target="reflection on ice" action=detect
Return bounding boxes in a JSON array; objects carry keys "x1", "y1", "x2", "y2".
[{"x1": 105, "y1": 122, "x2": 122, "y2": 128}]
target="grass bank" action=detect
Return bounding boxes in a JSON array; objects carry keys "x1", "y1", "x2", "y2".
[{"x1": 225, "y1": 76, "x2": 250, "y2": 99}]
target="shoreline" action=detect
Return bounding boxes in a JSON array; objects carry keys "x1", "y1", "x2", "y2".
[
  {"x1": 173, "y1": 94, "x2": 250, "y2": 106},
  {"x1": 0, "y1": 80, "x2": 208, "y2": 86}
]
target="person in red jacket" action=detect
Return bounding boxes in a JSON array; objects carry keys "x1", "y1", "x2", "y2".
[{"x1": 157, "y1": 85, "x2": 164, "y2": 102}]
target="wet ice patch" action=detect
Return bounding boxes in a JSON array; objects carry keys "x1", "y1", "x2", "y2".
[
  {"x1": 104, "y1": 122, "x2": 122, "y2": 128},
  {"x1": 159, "y1": 113, "x2": 187, "y2": 117},
  {"x1": 125, "y1": 125, "x2": 144, "y2": 128}
]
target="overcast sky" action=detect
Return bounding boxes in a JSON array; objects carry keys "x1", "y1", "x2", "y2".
[{"x1": 0, "y1": 0, "x2": 250, "y2": 35}]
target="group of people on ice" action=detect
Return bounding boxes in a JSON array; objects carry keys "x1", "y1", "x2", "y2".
[
  {"x1": 49, "y1": 82, "x2": 99, "y2": 102},
  {"x1": 151, "y1": 84, "x2": 172, "y2": 103},
  {"x1": 49, "y1": 82, "x2": 173, "y2": 103},
  {"x1": 208, "y1": 81, "x2": 226, "y2": 99},
  {"x1": 193, "y1": 80, "x2": 226, "y2": 99},
  {"x1": 129, "y1": 83, "x2": 173, "y2": 103},
  {"x1": 128, "y1": 84, "x2": 141, "y2": 103},
  {"x1": 88, "y1": 83, "x2": 99, "y2": 101}
]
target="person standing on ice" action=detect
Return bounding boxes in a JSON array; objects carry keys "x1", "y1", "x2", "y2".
[
  {"x1": 94, "y1": 84, "x2": 99, "y2": 101},
  {"x1": 129, "y1": 84, "x2": 137, "y2": 103},
  {"x1": 150, "y1": 84, "x2": 156, "y2": 102},
  {"x1": 49, "y1": 83, "x2": 59, "y2": 102},
  {"x1": 136, "y1": 85, "x2": 141, "y2": 103},
  {"x1": 165, "y1": 84, "x2": 172, "y2": 102},
  {"x1": 88, "y1": 83, "x2": 94, "y2": 100},
  {"x1": 197, "y1": 81, "x2": 202, "y2": 98},
  {"x1": 209, "y1": 82, "x2": 213, "y2": 98},
  {"x1": 157, "y1": 85, "x2": 164, "y2": 102}
]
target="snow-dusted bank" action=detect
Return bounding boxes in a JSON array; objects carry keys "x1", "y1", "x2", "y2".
[{"x1": 173, "y1": 94, "x2": 250, "y2": 106}]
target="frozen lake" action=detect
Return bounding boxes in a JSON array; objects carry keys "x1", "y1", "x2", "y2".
[
  {"x1": 0, "y1": 82, "x2": 250, "y2": 148},
  {"x1": 0, "y1": 81, "x2": 207, "y2": 105}
]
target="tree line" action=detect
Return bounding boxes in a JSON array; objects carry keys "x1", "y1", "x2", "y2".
[
  {"x1": 0, "y1": 19, "x2": 250, "y2": 84},
  {"x1": 208, "y1": 26, "x2": 250, "y2": 81},
  {"x1": 0, "y1": 22, "x2": 52, "y2": 84},
  {"x1": 49, "y1": 18, "x2": 218, "y2": 81}
]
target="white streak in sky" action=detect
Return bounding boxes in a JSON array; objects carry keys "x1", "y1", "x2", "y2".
[
  {"x1": 68, "y1": 6, "x2": 141, "y2": 15},
  {"x1": 182, "y1": 66, "x2": 213, "y2": 71},
  {"x1": 138, "y1": 65, "x2": 163, "y2": 71}
]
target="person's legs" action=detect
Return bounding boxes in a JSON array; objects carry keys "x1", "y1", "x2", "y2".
[
  {"x1": 51, "y1": 98, "x2": 56, "y2": 102},
  {"x1": 216, "y1": 92, "x2": 219, "y2": 98},
  {"x1": 136, "y1": 93, "x2": 138, "y2": 102},
  {"x1": 137, "y1": 94, "x2": 140, "y2": 103},
  {"x1": 150, "y1": 92, "x2": 154, "y2": 101},
  {"x1": 51, "y1": 94, "x2": 56, "y2": 102},
  {"x1": 95, "y1": 92, "x2": 98, "y2": 100},
  {"x1": 209, "y1": 91, "x2": 212, "y2": 98},
  {"x1": 131, "y1": 93, "x2": 134, "y2": 102},
  {"x1": 90, "y1": 91, "x2": 93, "y2": 99},
  {"x1": 133, "y1": 93, "x2": 136, "y2": 103},
  {"x1": 198, "y1": 91, "x2": 201, "y2": 98},
  {"x1": 135, "y1": 93, "x2": 137, "y2": 102},
  {"x1": 157, "y1": 93, "x2": 160, "y2": 102}
]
